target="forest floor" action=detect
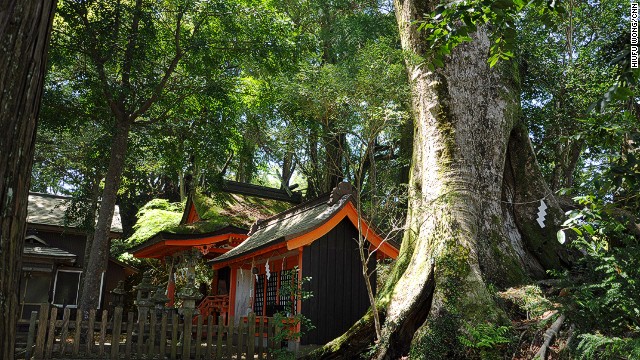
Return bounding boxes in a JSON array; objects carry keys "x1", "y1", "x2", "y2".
[{"x1": 500, "y1": 282, "x2": 574, "y2": 359}]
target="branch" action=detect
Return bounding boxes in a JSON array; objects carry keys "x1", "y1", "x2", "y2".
[{"x1": 129, "y1": 11, "x2": 184, "y2": 122}]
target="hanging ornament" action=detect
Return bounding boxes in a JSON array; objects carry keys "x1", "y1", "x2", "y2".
[
  {"x1": 265, "y1": 259, "x2": 271, "y2": 281},
  {"x1": 537, "y1": 199, "x2": 548, "y2": 228}
]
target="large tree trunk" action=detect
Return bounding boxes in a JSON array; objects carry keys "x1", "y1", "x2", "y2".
[
  {"x1": 0, "y1": 1, "x2": 56, "y2": 357},
  {"x1": 79, "y1": 119, "x2": 131, "y2": 311},
  {"x1": 373, "y1": 2, "x2": 570, "y2": 358},
  {"x1": 308, "y1": 1, "x2": 571, "y2": 359}
]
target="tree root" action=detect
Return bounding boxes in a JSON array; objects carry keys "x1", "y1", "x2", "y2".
[
  {"x1": 299, "y1": 309, "x2": 380, "y2": 359},
  {"x1": 534, "y1": 314, "x2": 566, "y2": 360}
]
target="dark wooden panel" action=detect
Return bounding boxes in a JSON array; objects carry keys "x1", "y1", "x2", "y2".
[{"x1": 301, "y1": 219, "x2": 376, "y2": 345}]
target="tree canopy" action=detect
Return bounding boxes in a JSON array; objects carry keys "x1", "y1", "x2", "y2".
[{"x1": 20, "y1": 0, "x2": 640, "y2": 358}]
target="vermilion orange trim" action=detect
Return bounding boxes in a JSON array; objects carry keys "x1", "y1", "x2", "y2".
[
  {"x1": 285, "y1": 202, "x2": 399, "y2": 259},
  {"x1": 133, "y1": 234, "x2": 248, "y2": 258},
  {"x1": 186, "y1": 204, "x2": 200, "y2": 224},
  {"x1": 211, "y1": 243, "x2": 288, "y2": 270}
]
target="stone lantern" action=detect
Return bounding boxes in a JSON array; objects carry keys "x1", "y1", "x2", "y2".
[
  {"x1": 176, "y1": 249, "x2": 202, "y2": 311},
  {"x1": 151, "y1": 285, "x2": 169, "y2": 313},
  {"x1": 134, "y1": 272, "x2": 155, "y2": 322},
  {"x1": 110, "y1": 280, "x2": 126, "y2": 308}
]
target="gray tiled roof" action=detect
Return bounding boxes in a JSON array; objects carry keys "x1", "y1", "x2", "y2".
[
  {"x1": 23, "y1": 244, "x2": 77, "y2": 260},
  {"x1": 27, "y1": 193, "x2": 123, "y2": 233},
  {"x1": 211, "y1": 194, "x2": 352, "y2": 264}
]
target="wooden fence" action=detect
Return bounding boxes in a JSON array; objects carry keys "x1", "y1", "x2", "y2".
[{"x1": 17, "y1": 303, "x2": 282, "y2": 359}]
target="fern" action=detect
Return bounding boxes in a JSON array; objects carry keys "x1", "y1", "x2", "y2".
[{"x1": 576, "y1": 333, "x2": 640, "y2": 360}]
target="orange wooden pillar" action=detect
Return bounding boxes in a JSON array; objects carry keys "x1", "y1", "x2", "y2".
[{"x1": 166, "y1": 257, "x2": 176, "y2": 307}]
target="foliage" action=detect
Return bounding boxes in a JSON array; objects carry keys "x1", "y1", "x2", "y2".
[
  {"x1": 270, "y1": 266, "x2": 314, "y2": 360},
  {"x1": 575, "y1": 334, "x2": 640, "y2": 360},
  {"x1": 416, "y1": 0, "x2": 562, "y2": 69},
  {"x1": 458, "y1": 323, "x2": 513, "y2": 359},
  {"x1": 127, "y1": 199, "x2": 184, "y2": 246},
  {"x1": 555, "y1": 145, "x2": 640, "y2": 358}
]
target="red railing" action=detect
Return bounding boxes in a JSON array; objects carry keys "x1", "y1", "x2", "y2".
[{"x1": 195, "y1": 295, "x2": 229, "y2": 325}]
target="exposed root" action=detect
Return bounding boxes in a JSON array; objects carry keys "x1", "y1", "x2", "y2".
[
  {"x1": 534, "y1": 314, "x2": 566, "y2": 360},
  {"x1": 300, "y1": 308, "x2": 380, "y2": 359},
  {"x1": 374, "y1": 261, "x2": 436, "y2": 360}
]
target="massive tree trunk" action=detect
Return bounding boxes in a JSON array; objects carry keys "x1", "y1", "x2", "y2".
[
  {"x1": 0, "y1": 1, "x2": 56, "y2": 357},
  {"x1": 309, "y1": 1, "x2": 572, "y2": 359},
  {"x1": 375, "y1": 2, "x2": 570, "y2": 358}
]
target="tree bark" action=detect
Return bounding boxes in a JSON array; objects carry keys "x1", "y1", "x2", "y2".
[
  {"x1": 79, "y1": 119, "x2": 131, "y2": 311},
  {"x1": 372, "y1": 2, "x2": 570, "y2": 358},
  {"x1": 0, "y1": 1, "x2": 56, "y2": 357},
  {"x1": 310, "y1": 1, "x2": 571, "y2": 358}
]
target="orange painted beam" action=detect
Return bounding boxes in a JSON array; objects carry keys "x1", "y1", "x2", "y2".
[
  {"x1": 133, "y1": 233, "x2": 248, "y2": 259},
  {"x1": 211, "y1": 243, "x2": 288, "y2": 270}
]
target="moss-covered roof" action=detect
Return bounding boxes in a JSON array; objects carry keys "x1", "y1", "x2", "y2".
[
  {"x1": 184, "y1": 190, "x2": 293, "y2": 231},
  {"x1": 128, "y1": 189, "x2": 295, "y2": 249},
  {"x1": 211, "y1": 193, "x2": 346, "y2": 264}
]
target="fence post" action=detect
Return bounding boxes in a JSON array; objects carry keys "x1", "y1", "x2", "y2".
[
  {"x1": 258, "y1": 316, "x2": 265, "y2": 360},
  {"x1": 99, "y1": 309, "x2": 108, "y2": 355},
  {"x1": 86, "y1": 309, "x2": 96, "y2": 355},
  {"x1": 59, "y1": 307, "x2": 71, "y2": 355},
  {"x1": 206, "y1": 315, "x2": 213, "y2": 359},
  {"x1": 34, "y1": 303, "x2": 48, "y2": 360},
  {"x1": 248, "y1": 313, "x2": 255, "y2": 359},
  {"x1": 160, "y1": 311, "x2": 168, "y2": 357},
  {"x1": 111, "y1": 307, "x2": 123, "y2": 359},
  {"x1": 148, "y1": 309, "x2": 157, "y2": 358},
  {"x1": 170, "y1": 311, "x2": 178, "y2": 360},
  {"x1": 216, "y1": 315, "x2": 223, "y2": 359},
  {"x1": 238, "y1": 318, "x2": 245, "y2": 358},
  {"x1": 267, "y1": 317, "x2": 274, "y2": 360},
  {"x1": 182, "y1": 308, "x2": 193, "y2": 360},
  {"x1": 195, "y1": 314, "x2": 203, "y2": 359},
  {"x1": 226, "y1": 315, "x2": 235, "y2": 359},
  {"x1": 25, "y1": 310, "x2": 37, "y2": 360},
  {"x1": 45, "y1": 306, "x2": 58, "y2": 359},
  {"x1": 125, "y1": 311, "x2": 134, "y2": 357},
  {"x1": 72, "y1": 312, "x2": 81, "y2": 356}
]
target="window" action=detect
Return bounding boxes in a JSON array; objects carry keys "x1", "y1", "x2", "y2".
[
  {"x1": 254, "y1": 274, "x2": 265, "y2": 315},
  {"x1": 52, "y1": 270, "x2": 81, "y2": 307}
]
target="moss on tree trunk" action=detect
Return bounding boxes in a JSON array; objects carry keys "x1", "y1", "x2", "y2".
[{"x1": 306, "y1": 1, "x2": 571, "y2": 358}]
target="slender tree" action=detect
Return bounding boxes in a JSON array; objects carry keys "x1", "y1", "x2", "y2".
[{"x1": 0, "y1": 1, "x2": 57, "y2": 358}]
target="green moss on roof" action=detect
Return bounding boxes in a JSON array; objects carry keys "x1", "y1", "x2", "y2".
[
  {"x1": 191, "y1": 190, "x2": 291, "y2": 228},
  {"x1": 128, "y1": 190, "x2": 293, "y2": 247},
  {"x1": 127, "y1": 199, "x2": 184, "y2": 246}
]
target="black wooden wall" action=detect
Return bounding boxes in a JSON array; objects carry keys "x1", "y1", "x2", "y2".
[{"x1": 301, "y1": 218, "x2": 376, "y2": 345}]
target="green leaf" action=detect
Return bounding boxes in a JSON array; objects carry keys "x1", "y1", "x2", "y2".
[{"x1": 557, "y1": 229, "x2": 566, "y2": 244}]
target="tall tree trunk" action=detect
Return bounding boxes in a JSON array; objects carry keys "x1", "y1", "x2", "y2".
[
  {"x1": 281, "y1": 151, "x2": 295, "y2": 190},
  {"x1": 323, "y1": 126, "x2": 345, "y2": 192},
  {"x1": 371, "y1": 3, "x2": 570, "y2": 358},
  {"x1": 308, "y1": 2, "x2": 572, "y2": 359},
  {"x1": 78, "y1": 175, "x2": 101, "y2": 301},
  {"x1": 79, "y1": 119, "x2": 131, "y2": 311},
  {"x1": 0, "y1": 1, "x2": 56, "y2": 357}
]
